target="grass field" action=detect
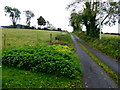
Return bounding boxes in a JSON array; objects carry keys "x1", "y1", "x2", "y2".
[
  {"x1": 102, "y1": 34, "x2": 119, "y2": 38},
  {"x1": 3, "y1": 65, "x2": 82, "y2": 88},
  {"x1": 74, "y1": 31, "x2": 120, "y2": 61},
  {"x1": 2, "y1": 28, "x2": 83, "y2": 88},
  {"x1": 2, "y1": 28, "x2": 64, "y2": 49}
]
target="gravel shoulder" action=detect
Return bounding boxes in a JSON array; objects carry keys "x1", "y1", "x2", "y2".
[{"x1": 70, "y1": 33, "x2": 118, "y2": 88}]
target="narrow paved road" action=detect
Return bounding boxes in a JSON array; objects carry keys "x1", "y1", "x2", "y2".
[
  {"x1": 70, "y1": 34, "x2": 118, "y2": 88},
  {"x1": 73, "y1": 34, "x2": 120, "y2": 75}
]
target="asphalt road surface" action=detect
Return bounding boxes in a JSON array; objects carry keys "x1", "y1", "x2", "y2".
[
  {"x1": 73, "y1": 34, "x2": 120, "y2": 75},
  {"x1": 70, "y1": 33, "x2": 118, "y2": 88}
]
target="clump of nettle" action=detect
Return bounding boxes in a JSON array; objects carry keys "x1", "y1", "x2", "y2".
[{"x1": 2, "y1": 44, "x2": 82, "y2": 79}]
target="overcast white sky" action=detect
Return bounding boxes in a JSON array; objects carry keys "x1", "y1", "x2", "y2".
[{"x1": 0, "y1": 0, "x2": 119, "y2": 33}]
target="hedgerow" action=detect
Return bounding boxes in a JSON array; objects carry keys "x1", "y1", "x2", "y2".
[
  {"x1": 2, "y1": 45, "x2": 81, "y2": 79},
  {"x1": 74, "y1": 31, "x2": 120, "y2": 61}
]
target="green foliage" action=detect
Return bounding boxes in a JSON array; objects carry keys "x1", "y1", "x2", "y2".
[
  {"x1": 74, "y1": 31, "x2": 120, "y2": 61},
  {"x1": 2, "y1": 65, "x2": 83, "y2": 88},
  {"x1": 37, "y1": 16, "x2": 46, "y2": 28},
  {"x1": 55, "y1": 33, "x2": 73, "y2": 45},
  {"x1": 68, "y1": 1, "x2": 119, "y2": 38},
  {"x1": 24, "y1": 10, "x2": 35, "y2": 26},
  {"x1": 2, "y1": 45, "x2": 81, "y2": 79},
  {"x1": 70, "y1": 13, "x2": 82, "y2": 31}
]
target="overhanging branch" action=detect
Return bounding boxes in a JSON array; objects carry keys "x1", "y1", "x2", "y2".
[{"x1": 101, "y1": 14, "x2": 109, "y2": 25}]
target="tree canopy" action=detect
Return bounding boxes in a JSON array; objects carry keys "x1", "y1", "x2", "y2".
[
  {"x1": 68, "y1": 0, "x2": 119, "y2": 38},
  {"x1": 4, "y1": 6, "x2": 21, "y2": 27},
  {"x1": 24, "y1": 10, "x2": 35, "y2": 27},
  {"x1": 37, "y1": 16, "x2": 46, "y2": 28},
  {"x1": 70, "y1": 12, "x2": 82, "y2": 31}
]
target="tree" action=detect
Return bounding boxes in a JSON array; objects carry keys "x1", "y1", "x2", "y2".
[
  {"x1": 37, "y1": 16, "x2": 46, "y2": 28},
  {"x1": 46, "y1": 21, "x2": 52, "y2": 28},
  {"x1": 57, "y1": 28, "x2": 62, "y2": 31},
  {"x1": 24, "y1": 10, "x2": 35, "y2": 27},
  {"x1": 4, "y1": 6, "x2": 21, "y2": 27},
  {"x1": 118, "y1": 1, "x2": 120, "y2": 23},
  {"x1": 46, "y1": 21, "x2": 55, "y2": 30},
  {"x1": 70, "y1": 12, "x2": 82, "y2": 31},
  {"x1": 68, "y1": 0, "x2": 119, "y2": 38}
]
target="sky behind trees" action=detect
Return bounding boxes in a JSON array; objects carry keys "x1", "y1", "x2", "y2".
[
  {"x1": 0, "y1": 0, "x2": 71, "y2": 30},
  {"x1": 0, "y1": 0, "x2": 119, "y2": 33}
]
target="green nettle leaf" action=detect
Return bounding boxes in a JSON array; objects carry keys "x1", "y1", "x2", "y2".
[{"x1": 2, "y1": 45, "x2": 81, "y2": 79}]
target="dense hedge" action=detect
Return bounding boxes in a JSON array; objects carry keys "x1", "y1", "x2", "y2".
[{"x1": 2, "y1": 45, "x2": 81, "y2": 78}]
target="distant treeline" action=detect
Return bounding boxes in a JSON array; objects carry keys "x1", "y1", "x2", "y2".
[
  {"x1": 1, "y1": 24, "x2": 62, "y2": 31},
  {"x1": 104, "y1": 33, "x2": 120, "y2": 35}
]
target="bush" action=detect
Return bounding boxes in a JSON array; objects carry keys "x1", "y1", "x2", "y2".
[{"x1": 2, "y1": 45, "x2": 81, "y2": 79}]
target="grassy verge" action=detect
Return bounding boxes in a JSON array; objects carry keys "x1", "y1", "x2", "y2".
[
  {"x1": 77, "y1": 40, "x2": 120, "y2": 85},
  {"x1": 54, "y1": 32, "x2": 73, "y2": 44},
  {"x1": 74, "y1": 31, "x2": 120, "y2": 62},
  {"x1": 0, "y1": 65, "x2": 1, "y2": 89},
  {"x1": 3, "y1": 65, "x2": 83, "y2": 88},
  {"x1": 51, "y1": 32, "x2": 74, "y2": 48}
]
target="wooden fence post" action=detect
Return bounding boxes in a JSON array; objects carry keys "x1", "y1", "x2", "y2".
[
  {"x1": 3, "y1": 34, "x2": 6, "y2": 49},
  {"x1": 50, "y1": 33, "x2": 52, "y2": 43}
]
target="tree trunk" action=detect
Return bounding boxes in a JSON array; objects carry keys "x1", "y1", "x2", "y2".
[
  {"x1": 85, "y1": 15, "x2": 100, "y2": 38},
  {"x1": 84, "y1": 21, "x2": 90, "y2": 36},
  {"x1": 90, "y1": 15, "x2": 100, "y2": 38},
  {"x1": 13, "y1": 22, "x2": 16, "y2": 28}
]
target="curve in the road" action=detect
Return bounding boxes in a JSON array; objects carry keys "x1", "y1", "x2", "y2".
[{"x1": 70, "y1": 33, "x2": 118, "y2": 88}]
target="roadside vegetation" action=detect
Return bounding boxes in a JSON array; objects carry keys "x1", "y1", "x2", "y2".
[
  {"x1": 74, "y1": 31, "x2": 120, "y2": 62},
  {"x1": 2, "y1": 28, "x2": 83, "y2": 88},
  {"x1": 77, "y1": 41, "x2": 120, "y2": 85},
  {"x1": 53, "y1": 32, "x2": 74, "y2": 48},
  {"x1": 3, "y1": 45, "x2": 81, "y2": 79},
  {"x1": 2, "y1": 1, "x2": 120, "y2": 88},
  {"x1": 3, "y1": 65, "x2": 82, "y2": 88}
]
